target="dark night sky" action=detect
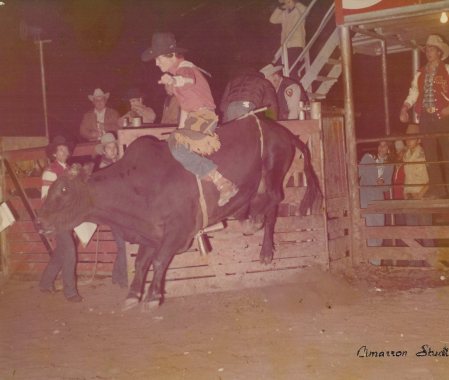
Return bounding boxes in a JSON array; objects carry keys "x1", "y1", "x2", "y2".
[{"x1": 0, "y1": 0, "x2": 413, "y2": 142}]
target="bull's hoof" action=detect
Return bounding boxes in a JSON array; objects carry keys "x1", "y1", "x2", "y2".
[
  {"x1": 141, "y1": 300, "x2": 160, "y2": 313},
  {"x1": 240, "y1": 219, "x2": 263, "y2": 236},
  {"x1": 122, "y1": 297, "x2": 139, "y2": 312},
  {"x1": 260, "y1": 255, "x2": 273, "y2": 265}
]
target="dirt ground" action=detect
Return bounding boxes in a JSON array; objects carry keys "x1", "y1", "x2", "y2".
[{"x1": 1, "y1": 266, "x2": 449, "y2": 380}]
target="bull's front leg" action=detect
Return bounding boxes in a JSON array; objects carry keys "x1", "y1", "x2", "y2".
[
  {"x1": 123, "y1": 245, "x2": 155, "y2": 311},
  {"x1": 260, "y1": 205, "x2": 277, "y2": 264},
  {"x1": 141, "y1": 236, "x2": 188, "y2": 313}
]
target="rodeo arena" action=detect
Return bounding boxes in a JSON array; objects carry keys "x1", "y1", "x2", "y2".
[{"x1": 2, "y1": 0, "x2": 449, "y2": 379}]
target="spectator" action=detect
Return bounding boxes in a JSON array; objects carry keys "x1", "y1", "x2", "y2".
[
  {"x1": 358, "y1": 140, "x2": 394, "y2": 247},
  {"x1": 117, "y1": 88, "x2": 156, "y2": 127},
  {"x1": 39, "y1": 136, "x2": 83, "y2": 302},
  {"x1": 260, "y1": 63, "x2": 308, "y2": 120},
  {"x1": 80, "y1": 88, "x2": 120, "y2": 142},
  {"x1": 141, "y1": 32, "x2": 238, "y2": 206},
  {"x1": 160, "y1": 83, "x2": 181, "y2": 125},
  {"x1": 270, "y1": 0, "x2": 307, "y2": 69},
  {"x1": 94, "y1": 133, "x2": 128, "y2": 287},
  {"x1": 399, "y1": 34, "x2": 449, "y2": 198},
  {"x1": 220, "y1": 69, "x2": 278, "y2": 122},
  {"x1": 402, "y1": 124, "x2": 433, "y2": 247}
]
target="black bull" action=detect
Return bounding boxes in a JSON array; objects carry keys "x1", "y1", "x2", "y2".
[{"x1": 37, "y1": 116, "x2": 321, "y2": 310}]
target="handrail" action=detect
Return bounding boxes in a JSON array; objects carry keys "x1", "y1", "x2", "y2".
[
  {"x1": 294, "y1": 3, "x2": 336, "y2": 77},
  {"x1": 273, "y1": 1, "x2": 335, "y2": 78}
]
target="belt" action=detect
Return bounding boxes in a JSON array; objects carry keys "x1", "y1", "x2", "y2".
[{"x1": 425, "y1": 106, "x2": 437, "y2": 114}]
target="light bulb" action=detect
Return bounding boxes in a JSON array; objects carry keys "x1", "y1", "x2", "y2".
[{"x1": 440, "y1": 12, "x2": 448, "y2": 23}]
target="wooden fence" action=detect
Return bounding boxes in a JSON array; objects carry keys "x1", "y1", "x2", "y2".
[{"x1": 1, "y1": 114, "x2": 352, "y2": 296}]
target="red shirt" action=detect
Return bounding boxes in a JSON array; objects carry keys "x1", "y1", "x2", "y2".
[{"x1": 169, "y1": 60, "x2": 215, "y2": 113}]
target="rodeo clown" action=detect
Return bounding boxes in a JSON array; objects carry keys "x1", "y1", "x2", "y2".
[{"x1": 141, "y1": 32, "x2": 238, "y2": 207}]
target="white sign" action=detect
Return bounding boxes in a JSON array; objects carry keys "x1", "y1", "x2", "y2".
[
  {"x1": 74, "y1": 222, "x2": 98, "y2": 247},
  {"x1": 342, "y1": 0, "x2": 382, "y2": 10},
  {"x1": 0, "y1": 202, "x2": 15, "y2": 232}
]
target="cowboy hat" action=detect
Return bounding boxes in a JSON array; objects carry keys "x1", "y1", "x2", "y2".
[
  {"x1": 88, "y1": 88, "x2": 110, "y2": 102},
  {"x1": 425, "y1": 34, "x2": 449, "y2": 61},
  {"x1": 141, "y1": 32, "x2": 187, "y2": 62},
  {"x1": 95, "y1": 133, "x2": 118, "y2": 155},
  {"x1": 405, "y1": 123, "x2": 420, "y2": 135},
  {"x1": 259, "y1": 63, "x2": 283, "y2": 78},
  {"x1": 45, "y1": 136, "x2": 72, "y2": 159}
]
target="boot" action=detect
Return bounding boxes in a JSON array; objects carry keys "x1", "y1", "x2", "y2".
[{"x1": 207, "y1": 169, "x2": 238, "y2": 206}]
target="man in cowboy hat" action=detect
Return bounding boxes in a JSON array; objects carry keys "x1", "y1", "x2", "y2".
[
  {"x1": 80, "y1": 88, "x2": 120, "y2": 142},
  {"x1": 117, "y1": 88, "x2": 156, "y2": 127},
  {"x1": 400, "y1": 34, "x2": 449, "y2": 198},
  {"x1": 39, "y1": 136, "x2": 83, "y2": 302},
  {"x1": 141, "y1": 32, "x2": 238, "y2": 207},
  {"x1": 260, "y1": 63, "x2": 308, "y2": 120}
]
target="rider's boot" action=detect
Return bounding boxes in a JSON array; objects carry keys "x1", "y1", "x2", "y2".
[{"x1": 207, "y1": 169, "x2": 238, "y2": 207}]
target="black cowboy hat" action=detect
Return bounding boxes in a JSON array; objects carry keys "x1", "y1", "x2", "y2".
[
  {"x1": 141, "y1": 32, "x2": 187, "y2": 62},
  {"x1": 45, "y1": 136, "x2": 72, "y2": 159}
]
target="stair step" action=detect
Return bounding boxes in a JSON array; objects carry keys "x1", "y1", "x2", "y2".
[
  {"x1": 327, "y1": 58, "x2": 341, "y2": 65},
  {"x1": 308, "y1": 93, "x2": 327, "y2": 100},
  {"x1": 315, "y1": 75, "x2": 339, "y2": 82}
]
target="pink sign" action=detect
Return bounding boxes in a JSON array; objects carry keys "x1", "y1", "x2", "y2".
[{"x1": 335, "y1": 0, "x2": 440, "y2": 25}]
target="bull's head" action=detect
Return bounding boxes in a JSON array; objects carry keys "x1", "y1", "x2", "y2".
[{"x1": 37, "y1": 165, "x2": 93, "y2": 234}]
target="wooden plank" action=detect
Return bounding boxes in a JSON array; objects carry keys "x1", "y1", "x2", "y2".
[
  {"x1": 364, "y1": 199, "x2": 449, "y2": 214},
  {"x1": 327, "y1": 217, "x2": 350, "y2": 240},
  {"x1": 364, "y1": 247, "x2": 449, "y2": 261},
  {"x1": 117, "y1": 127, "x2": 175, "y2": 156},
  {"x1": 362, "y1": 225, "x2": 449, "y2": 239},
  {"x1": 278, "y1": 119, "x2": 320, "y2": 137},
  {"x1": 163, "y1": 260, "x2": 326, "y2": 298},
  {"x1": 5, "y1": 176, "x2": 43, "y2": 191},
  {"x1": 4, "y1": 149, "x2": 47, "y2": 161},
  {"x1": 284, "y1": 187, "x2": 307, "y2": 203},
  {"x1": 276, "y1": 215, "x2": 325, "y2": 231},
  {"x1": 328, "y1": 236, "x2": 350, "y2": 261}
]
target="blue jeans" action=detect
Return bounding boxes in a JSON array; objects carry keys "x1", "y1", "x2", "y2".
[
  {"x1": 170, "y1": 144, "x2": 217, "y2": 179},
  {"x1": 111, "y1": 228, "x2": 128, "y2": 287},
  {"x1": 39, "y1": 231, "x2": 78, "y2": 298}
]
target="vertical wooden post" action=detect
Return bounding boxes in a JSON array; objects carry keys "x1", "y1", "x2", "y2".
[
  {"x1": 0, "y1": 138, "x2": 9, "y2": 277},
  {"x1": 380, "y1": 40, "x2": 390, "y2": 136},
  {"x1": 412, "y1": 48, "x2": 420, "y2": 124},
  {"x1": 312, "y1": 103, "x2": 330, "y2": 270},
  {"x1": 339, "y1": 26, "x2": 364, "y2": 266}
]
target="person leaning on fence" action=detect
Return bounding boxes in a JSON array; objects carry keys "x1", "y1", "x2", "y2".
[
  {"x1": 94, "y1": 133, "x2": 128, "y2": 288},
  {"x1": 260, "y1": 63, "x2": 308, "y2": 120},
  {"x1": 219, "y1": 68, "x2": 279, "y2": 122},
  {"x1": 358, "y1": 140, "x2": 394, "y2": 247},
  {"x1": 141, "y1": 32, "x2": 238, "y2": 207},
  {"x1": 270, "y1": 0, "x2": 306, "y2": 68},
  {"x1": 117, "y1": 88, "x2": 156, "y2": 127},
  {"x1": 402, "y1": 124, "x2": 434, "y2": 247},
  {"x1": 39, "y1": 136, "x2": 83, "y2": 302},
  {"x1": 79, "y1": 88, "x2": 120, "y2": 142},
  {"x1": 399, "y1": 34, "x2": 449, "y2": 198}
]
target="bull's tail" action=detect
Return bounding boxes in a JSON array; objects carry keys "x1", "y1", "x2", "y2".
[{"x1": 293, "y1": 137, "x2": 322, "y2": 216}]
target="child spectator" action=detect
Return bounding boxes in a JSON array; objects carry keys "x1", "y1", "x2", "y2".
[{"x1": 403, "y1": 124, "x2": 433, "y2": 247}]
